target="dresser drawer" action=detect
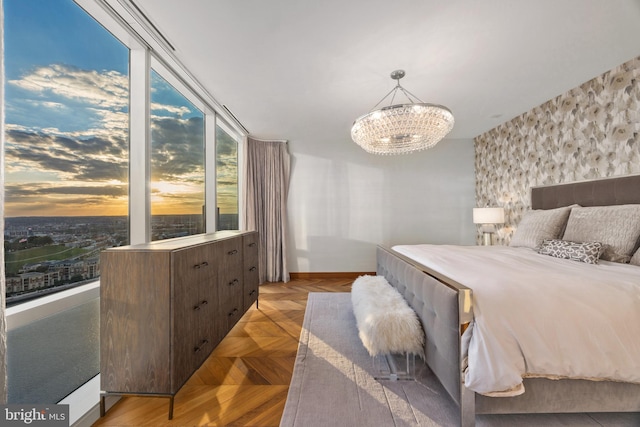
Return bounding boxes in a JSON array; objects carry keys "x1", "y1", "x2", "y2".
[
  {"x1": 216, "y1": 238, "x2": 243, "y2": 302},
  {"x1": 220, "y1": 294, "x2": 243, "y2": 332},
  {"x1": 173, "y1": 245, "x2": 215, "y2": 287},
  {"x1": 243, "y1": 233, "x2": 259, "y2": 310}
]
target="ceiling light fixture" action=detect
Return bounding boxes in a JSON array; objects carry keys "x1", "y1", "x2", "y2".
[{"x1": 351, "y1": 70, "x2": 454, "y2": 155}]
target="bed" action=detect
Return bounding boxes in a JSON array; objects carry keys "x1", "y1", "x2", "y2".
[{"x1": 376, "y1": 174, "x2": 640, "y2": 427}]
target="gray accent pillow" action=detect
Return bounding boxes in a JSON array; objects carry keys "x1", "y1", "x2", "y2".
[
  {"x1": 562, "y1": 205, "x2": 640, "y2": 263},
  {"x1": 509, "y1": 206, "x2": 574, "y2": 249},
  {"x1": 538, "y1": 239, "x2": 603, "y2": 264},
  {"x1": 630, "y1": 249, "x2": 640, "y2": 266}
]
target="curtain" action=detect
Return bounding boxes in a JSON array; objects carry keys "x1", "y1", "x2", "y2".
[
  {"x1": 244, "y1": 137, "x2": 291, "y2": 283},
  {"x1": 0, "y1": 0, "x2": 8, "y2": 403}
]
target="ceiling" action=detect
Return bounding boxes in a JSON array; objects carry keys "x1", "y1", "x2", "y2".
[{"x1": 132, "y1": 0, "x2": 640, "y2": 141}]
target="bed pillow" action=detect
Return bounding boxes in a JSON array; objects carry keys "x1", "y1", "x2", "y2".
[
  {"x1": 561, "y1": 205, "x2": 640, "y2": 263},
  {"x1": 509, "y1": 206, "x2": 574, "y2": 249},
  {"x1": 538, "y1": 239, "x2": 603, "y2": 264}
]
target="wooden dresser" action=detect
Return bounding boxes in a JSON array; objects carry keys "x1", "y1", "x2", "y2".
[{"x1": 99, "y1": 231, "x2": 259, "y2": 418}]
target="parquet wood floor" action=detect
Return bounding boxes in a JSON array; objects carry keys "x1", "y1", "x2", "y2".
[{"x1": 92, "y1": 278, "x2": 353, "y2": 427}]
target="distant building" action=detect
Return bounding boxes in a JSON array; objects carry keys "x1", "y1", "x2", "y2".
[
  {"x1": 8, "y1": 257, "x2": 99, "y2": 295},
  {"x1": 6, "y1": 271, "x2": 60, "y2": 294}
]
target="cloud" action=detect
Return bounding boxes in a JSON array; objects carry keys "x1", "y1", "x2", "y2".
[
  {"x1": 4, "y1": 182, "x2": 128, "y2": 217},
  {"x1": 5, "y1": 128, "x2": 128, "y2": 182},
  {"x1": 5, "y1": 182, "x2": 127, "y2": 199},
  {"x1": 216, "y1": 128, "x2": 237, "y2": 156},
  {"x1": 151, "y1": 102, "x2": 192, "y2": 117},
  {"x1": 8, "y1": 64, "x2": 128, "y2": 110},
  {"x1": 27, "y1": 100, "x2": 67, "y2": 110},
  {"x1": 5, "y1": 63, "x2": 238, "y2": 216},
  {"x1": 150, "y1": 116, "x2": 205, "y2": 183}
]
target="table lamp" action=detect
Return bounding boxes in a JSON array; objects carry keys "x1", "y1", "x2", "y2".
[{"x1": 473, "y1": 207, "x2": 505, "y2": 246}]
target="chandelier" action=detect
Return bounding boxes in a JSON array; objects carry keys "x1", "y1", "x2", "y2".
[{"x1": 351, "y1": 70, "x2": 454, "y2": 155}]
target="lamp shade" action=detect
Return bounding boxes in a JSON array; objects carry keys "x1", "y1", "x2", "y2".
[{"x1": 473, "y1": 207, "x2": 505, "y2": 224}]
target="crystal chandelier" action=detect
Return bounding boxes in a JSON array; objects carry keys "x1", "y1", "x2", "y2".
[{"x1": 351, "y1": 70, "x2": 454, "y2": 155}]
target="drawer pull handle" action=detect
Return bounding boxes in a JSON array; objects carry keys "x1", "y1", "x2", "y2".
[
  {"x1": 249, "y1": 266, "x2": 257, "y2": 272},
  {"x1": 228, "y1": 279, "x2": 239, "y2": 287},
  {"x1": 228, "y1": 308, "x2": 239, "y2": 317},
  {"x1": 248, "y1": 242, "x2": 256, "y2": 247},
  {"x1": 249, "y1": 290, "x2": 256, "y2": 296},
  {"x1": 193, "y1": 261, "x2": 209, "y2": 269},
  {"x1": 227, "y1": 249, "x2": 238, "y2": 256},
  {"x1": 194, "y1": 300, "x2": 209, "y2": 310},
  {"x1": 193, "y1": 339, "x2": 209, "y2": 353}
]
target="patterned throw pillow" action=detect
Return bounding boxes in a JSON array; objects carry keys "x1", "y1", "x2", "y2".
[{"x1": 538, "y1": 239, "x2": 603, "y2": 264}]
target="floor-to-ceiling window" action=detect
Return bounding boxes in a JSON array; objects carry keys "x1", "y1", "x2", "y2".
[
  {"x1": 150, "y1": 70, "x2": 205, "y2": 240},
  {"x1": 4, "y1": 0, "x2": 129, "y2": 403},
  {"x1": 216, "y1": 123, "x2": 239, "y2": 230},
  {"x1": 4, "y1": 0, "x2": 129, "y2": 303},
  {"x1": 4, "y1": 0, "x2": 246, "y2": 420}
]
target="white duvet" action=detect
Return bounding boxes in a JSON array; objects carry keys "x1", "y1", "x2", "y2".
[{"x1": 392, "y1": 244, "x2": 640, "y2": 397}]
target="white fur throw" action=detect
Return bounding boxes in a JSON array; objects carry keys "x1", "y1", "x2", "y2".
[{"x1": 351, "y1": 275, "x2": 425, "y2": 358}]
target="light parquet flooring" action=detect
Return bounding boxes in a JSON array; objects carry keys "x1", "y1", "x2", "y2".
[{"x1": 92, "y1": 278, "x2": 353, "y2": 427}]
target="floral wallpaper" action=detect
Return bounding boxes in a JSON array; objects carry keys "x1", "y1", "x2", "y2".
[{"x1": 475, "y1": 56, "x2": 640, "y2": 245}]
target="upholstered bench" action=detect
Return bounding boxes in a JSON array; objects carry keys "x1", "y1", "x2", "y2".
[{"x1": 351, "y1": 275, "x2": 425, "y2": 380}]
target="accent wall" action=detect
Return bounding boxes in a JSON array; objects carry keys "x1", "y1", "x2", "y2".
[{"x1": 475, "y1": 56, "x2": 640, "y2": 245}]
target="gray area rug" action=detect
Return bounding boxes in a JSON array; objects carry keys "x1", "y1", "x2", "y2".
[{"x1": 280, "y1": 292, "x2": 640, "y2": 427}]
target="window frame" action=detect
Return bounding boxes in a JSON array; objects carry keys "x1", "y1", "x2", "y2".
[
  {"x1": 76, "y1": 0, "x2": 247, "y2": 238},
  {"x1": 214, "y1": 118, "x2": 243, "y2": 231},
  {"x1": 6, "y1": 0, "x2": 248, "y2": 424}
]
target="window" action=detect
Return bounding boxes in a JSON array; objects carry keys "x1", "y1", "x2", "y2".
[
  {"x1": 216, "y1": 123, "x2": 239, "y2": 230},
  {"x1": 4, "y1": 0, "x2": 129, "y2": 302},
  {"x1": 4, "y1": 0, "x2": 246, "y2": 418},
  {"x1": 150, "y1": 70, "x2": 205, "y2": 240},
  {"x1": 4, "y1": 0, "x2": 129, "y2": 403}
]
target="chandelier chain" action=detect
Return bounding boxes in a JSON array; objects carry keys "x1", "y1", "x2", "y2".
[{"x1": 369, "y1": 82, "x2": 425, "y2": 112}]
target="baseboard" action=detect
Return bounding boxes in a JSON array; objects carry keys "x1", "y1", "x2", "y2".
[{"x1": 289, "y1": 272, "x2": 375, "y2": 280}]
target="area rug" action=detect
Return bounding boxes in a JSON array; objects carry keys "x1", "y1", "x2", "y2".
[{"x1": 280, "y1": 292, "x2": 640, "y2": 427}]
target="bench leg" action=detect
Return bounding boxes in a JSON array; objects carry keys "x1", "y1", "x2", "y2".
[{"x1": 373, "y1": 353, "x2": 415, "y2": 381}]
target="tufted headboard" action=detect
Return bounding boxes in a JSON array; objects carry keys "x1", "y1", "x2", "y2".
[{"x1": 531, "y1": 174, "x2": 640, "y2": 210}]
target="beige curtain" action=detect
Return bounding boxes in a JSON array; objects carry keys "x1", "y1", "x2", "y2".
[
  {"x1": 1, "y1": 0, "x2": 8, "y2": 403},
  {"x1": 244, "y1": 137, "x2": 290, "y2": 283}
]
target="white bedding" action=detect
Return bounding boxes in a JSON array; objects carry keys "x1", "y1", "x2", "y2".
[{"x1": 392, "y1": 244, "x2": 640, "y2": 397}]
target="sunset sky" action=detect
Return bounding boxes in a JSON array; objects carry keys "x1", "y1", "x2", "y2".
[{"x1": 4, "y1": 0, "x2": 237, "y2": 217}]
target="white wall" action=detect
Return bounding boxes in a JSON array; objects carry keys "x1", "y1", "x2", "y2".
[{"x1": 286, "y1": 135, "x2": 476, "y2": 273}]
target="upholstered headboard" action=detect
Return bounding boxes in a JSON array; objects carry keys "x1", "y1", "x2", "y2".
[{"x1": 531, "y1": 174, "x2": 640, "y2": 210}]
